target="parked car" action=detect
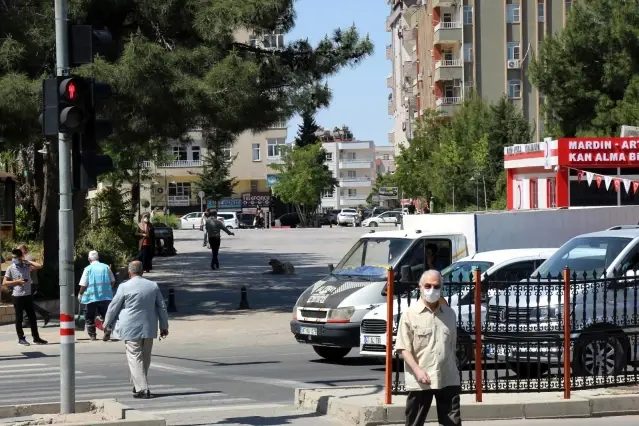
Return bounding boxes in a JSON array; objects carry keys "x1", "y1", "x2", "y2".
[
  {"x1": 359, "y1": 248, "x2": 558, "y2": 364},
  {"x1": 217, "y1": 212, "x2": 239, "y2": 229},
  {"x1": 273, "y1": 212, "x2": 300, "y2": 228},
  {"x1": 336, "y1": 208, "x2": 360, "y2": 226},
  {"x1": 152, "y1": 223, "x2": 176, "y2": 256},
  {"x1": 323, "y1": 211, "x2": 339, "y2": 225},
  {"x1": 179, "y1": 211, "x2": 204, "y2": 229},
  {"x1": 362, "y1": 211, "x2": 403, "y2": 227},
  {"x1": 237, "y1": 213, "x2": 256, "y2": 229}
]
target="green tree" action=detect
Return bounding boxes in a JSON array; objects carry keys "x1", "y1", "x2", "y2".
[
  {"x1": 367, "y1": 172, "x2": 397, "y2": 206},
  {"x1": 427, "y1": 138, "x2": 468, "y2": 211},
  {"x1": 195, "y1": 129, "x2": 238, "y2": 209},
  {"x1": 528, "y1": 0, "x2": 639, "y2": 137},
  {"x1": 294, "y1": 108, "x2": 320, "y2": 147},
  {"x1": 271, "y1": 144, "x2": 338, "y2": 226},
  {"x1": 471, "y1": 133, "x2": 490, "y2": 210}
]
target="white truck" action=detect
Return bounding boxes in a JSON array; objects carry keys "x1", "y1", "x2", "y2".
[{"x1": 291, "y1": 206, "x2": 639, "y2": 362}]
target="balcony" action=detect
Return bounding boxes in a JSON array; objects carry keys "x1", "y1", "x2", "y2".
[
  {"x1": 388, "y1": 99, "x2": 395, "y2": 115},
  {"x1": 340, "y1": 177, "x2": 372, "y2": 188},
  {"x1": 432, "y1": 0, "x2": 456, "y2": 7},
  {"x1": 386, "y1": 5, "x2": 402, "y2": 32},
  {"x1": 157, "y1": 160, "x2": 203, "y2": 168},
  {"x1": 337, "y1": 141, "x2": 371, "y2": 150},
  {"x1": 388, "y1": 131, "x2": 395, "y2": 145},
  {"x1": 266, "y1": 156, "x2": 284, "y2": 165},
  {"x1": 386, "y1": 44, "x2": 393, "y2": 60},
  {"x1": 436, "y1": 96, "x2": 463, "y2": 116},
  {"x1": 403, "y1": 60, "x2": 417, "y2": 77},
  {"x1": 401, "y1": 28, "x2": 417, "y2": 45},
  {"x1": 387, "y1": 74, "x2": 393, "y2": 88},
  {"x1": 339, "y1": 159, "x2": 373, "y2": 169},
  {"x1": 341, "y1": 196, "x2": 369, "y2": 207},
  {"x1": 168, "y1": 195, "x2": 191, "y2": 207},
  {"x1": 434, "y1": 59, "x2": 463, "y2": 81},
  {"x1": 434, "y1": 21, "x2": 462, "y2": 44}
]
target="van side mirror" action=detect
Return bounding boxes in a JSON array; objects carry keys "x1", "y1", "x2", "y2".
[
  {"x1": 382, "y1": 265, "x2": 414, "y2": 296},
  {"x1": 328, "y1": 264, "x2": 334, "y2": 273}
]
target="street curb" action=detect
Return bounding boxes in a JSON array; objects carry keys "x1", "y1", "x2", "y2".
[
  {"x1": 294, "y1": 386, "x2": 639, "y2": 425},
  {"x1": 0, "y1": 399, "x2": 166, "y2": 425}
]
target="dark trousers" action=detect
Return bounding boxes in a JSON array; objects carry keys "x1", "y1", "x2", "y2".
[
  {"x1": 137, "y1": 244, "x2": 154, "y2": 272},
  {"x1": 13, "y1": 295, "x2": 40, "y2": 340},
  {"x1": 85, "y1": 300, "x2": 111, "y2": 337},
  {"x1": 209, "y1": 236, "x2": 221, "y2": 267},
  {"x1": 405, "y1": 386, "x2": 462, "y2": 426},
  {"x1": 23, "y1": 302, "x2": 50, "y2": 326}
]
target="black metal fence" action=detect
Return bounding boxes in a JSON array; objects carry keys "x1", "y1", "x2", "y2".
[{"x1": 388, "y1": 267, "x2": 639, "y2": 395}]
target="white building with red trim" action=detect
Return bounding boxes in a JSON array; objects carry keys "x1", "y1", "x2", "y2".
[{"x1": 504, "y1": 137, "x2": 639, "y2": 210}]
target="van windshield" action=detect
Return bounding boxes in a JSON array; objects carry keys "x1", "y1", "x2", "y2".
[
  {"x1": 533, "y1": 236, "x2": 632, "y2": 278},
  {"x1": 333, "y1": 237, "x2": 412, "y2": 278},
  {"x1": 442, "y1": 261, "x2": 494, "y2": 283}
]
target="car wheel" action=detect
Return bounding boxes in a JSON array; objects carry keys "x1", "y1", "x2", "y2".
[
  {"x1": 312, "y1": 346, "x2": 351, "y2": 362},
  {"x1": 508, "y1": 362, "x2": 550, "y2": 379},
  {"x1": 370, "y1": 221, "x2": 378, "y2": 227},
  {"x1": 573, "y1": 333, "x2": 627, "y2": 376}
]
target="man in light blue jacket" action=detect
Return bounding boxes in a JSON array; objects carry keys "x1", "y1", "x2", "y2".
[{"x1": 104, "y1": 260, "x2": 169, "y2": 399}]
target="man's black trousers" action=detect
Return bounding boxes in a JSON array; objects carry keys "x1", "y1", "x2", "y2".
[
  {"x1": 209, "y1": 236, "x2": 221, "y2": 268},
  {"x1": 405, "y1": 386, "x2": 462, "y2": 426},
  {"x1": 12, "y1": 295, "x2": 40, "y2": 340}
]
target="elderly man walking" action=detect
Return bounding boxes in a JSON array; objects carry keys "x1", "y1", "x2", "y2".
[
  {"x1": 395, "y1": 269, "x2": 462, "y2": 426},
  {"x1": 104, "y1": 261, "x2": 169, "y2": 399},
  {"x1": 78, "y1": 250, "x2": 116, "y2": 341}
]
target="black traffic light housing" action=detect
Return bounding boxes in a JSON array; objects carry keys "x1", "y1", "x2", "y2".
[{"x1": 40, "y1": 76, "x2": 92, "y2": 135}]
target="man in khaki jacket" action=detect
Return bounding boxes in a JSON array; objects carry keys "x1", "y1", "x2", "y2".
[{"x1": 395, "y1": 269, "x2": 462, "y2": 426}]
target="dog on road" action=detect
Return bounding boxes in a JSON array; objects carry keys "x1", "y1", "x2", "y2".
[{"x1": 269, "y1": 259, "x2": 296, "y2": 275}]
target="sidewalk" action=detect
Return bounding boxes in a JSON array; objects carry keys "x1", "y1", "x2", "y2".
[{"x1": 294, "y1": 385, "x2": 639, "y2": 425}]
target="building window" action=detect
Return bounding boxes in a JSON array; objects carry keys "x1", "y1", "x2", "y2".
[
  {"x1": 262, "y1": 32, "x2": 285, "y2": 50},
  {"x1": 442, "y1": 13, "x2": 452, "y2": 23},
  {"x1": 250, "y1": 180, "x2": 259, "y2": 193},
  {"x1": 565, "y1": 0, "x2": 572, "y2": 12},
  {"x1": 172, "y1": 146, "x2": 187, "y2": 161},
  {"x1": 346, "y1": 152, "x2": 356, "y2": 160},
  {"x1": 191, "y1": 146, "x2": 200, "y2": 161},
  {"x1": 347, "y1": 170, "x2": 356, "y2": 179},
  {"x1": 538, "y1": 2, "x2": 545, "y2": 22},
  {"x1": 323, "y1": 188, "x2": 334, "y2": 198},
  {"x1": 507, "y1": 4, "x2": 520, "y2": 23},
  {"x1": 508, "y1": 80, "x2": 522, "y2": 99},
  {"x1": 507, "y1": 42, "x2": 521, "y2": 60},
  {"x1": 168, "y1": 182, "x2": 191, "y2": 197},
  {"x1": 529, "y1": 179, "x2": 538, "y2": 209},
  {"x1": 463, "y1": 43, "x2": 472, "y2": 62},
  {"x1": 326, "y1": 152, "x2": 333, "y2": 161},
  {"x1": 267, "y1": 138, "x2": 286, "y2": 158},
  {"x1": 463, "y1": 6, "x2": 473, "y2": 25},
  {"x1": 444, "y1": 85, "x2": 455, "y2": 98},
  {"x1": 547, "y1": 178, "x2": 556, "y2": 208},
  {"x1": 383, "y1": 154, "x2": 390, "y2": 160},
  {"x1": 348, "y1": 189, "x2": 357, "y2": 198},
  {"x1": 221, "y1": 147, "x2": 232, "y2": 159},
  {"x1": 252, "y1": 143, "x2": 261, "y2": 161},
  {"x1": 248, "y1": 35, "x2": 258, "y2": 47}
]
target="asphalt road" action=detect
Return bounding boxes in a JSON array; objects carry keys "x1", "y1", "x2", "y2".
[{"x1": 0, "y1": 227, "x2": 636, "y2": 425}]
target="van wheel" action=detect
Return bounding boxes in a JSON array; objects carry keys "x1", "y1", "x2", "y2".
[
  {"x1": 370, "y1": 222, "x2": 378, "y2": 227},
  {"x1": 508, "y1": 362, "x2": 549, "y2": 379},
  {"x1": 573, "y1": 333, "x2": 626, "y2": 376},
  {"x1": 312, "y1": 346, "x2": 351, "y2": 362}
]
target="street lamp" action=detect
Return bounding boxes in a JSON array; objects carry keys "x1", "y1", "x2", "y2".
[{"x1": 469, "y1": 175, "x2": 480, "y2": 211}]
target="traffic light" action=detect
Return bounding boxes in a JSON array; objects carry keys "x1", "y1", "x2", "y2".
[{"x1": 40, "y1": 76, "x2": 91, "y2": 135}]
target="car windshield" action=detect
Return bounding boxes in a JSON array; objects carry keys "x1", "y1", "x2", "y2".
[
  {"x1": 333, "y1": 237, "x2": 413, "y2": 278},
  {"x1": 441, "y1": 261, "x2": 494, "y2": 283},
  {"x1": 533, "y1": 236, "x2": 632, "y2": 278}
]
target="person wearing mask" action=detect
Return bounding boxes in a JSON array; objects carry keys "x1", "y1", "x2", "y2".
[
  {"x1": 395, "y1": 270, "x2": 461, "y2": 426},
  {"x1": 136, "y1": 213, "x2": 155, "y2": 273},
  {"x1": 17, "y1": 244, "x2": 51, "y2": 327},
  {"x1": 104, "y1": 261, "x2": 169, "y2": 399},
  {"x1": 205, "y1": 210, "x2": 234, "y2": 269},
  {"x1": 2, "y1": 249, "x2": 48, "y2": 346},
  {"x1": 77, "y1": 250, "x2": 116, "y2": 341},
  {"x1": 201, "y1": 210, "x2": 210, "y2": 247}
]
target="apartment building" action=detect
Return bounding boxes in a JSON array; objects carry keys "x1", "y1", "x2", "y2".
[
  {"x1": 143, "y1": 28, "x2": 288, "y2": 214},
  {"x1": 321, "y1": 140, "x2": 377, "y2": 210},
  {"x1": 375, "y1": 145, "x2": 396, "y2": 174},
  {"x1": 387, "y1": 0, "x2": 573, "y2": 144}
]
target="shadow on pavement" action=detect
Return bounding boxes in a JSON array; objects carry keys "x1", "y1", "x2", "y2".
[
  {"x1": 0, "y1": 352, "x2": 58, "y2": 361},
  {"x1": 149, "y1": 249, "x2": 331, "y2": 318},
  {"x1": 153, "y1": 353, "x2": 281, "y2": 367},
  {"x1": 202, "y1": 410, "x2": 324, "y2": 425},
  {"x1": 149, "y1": 390, "x2": 223, "y2": 399},
  {"x1": 306, "y1": 377, "x2": 380, "y2": 386},
  {"x1": 310, "y1": 357, "x2": 383, "y2": 367}
]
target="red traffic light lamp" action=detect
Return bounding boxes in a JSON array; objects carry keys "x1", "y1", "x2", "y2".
[{"x1": 58, "y1": 77, "x2": 90, "y2": 134}]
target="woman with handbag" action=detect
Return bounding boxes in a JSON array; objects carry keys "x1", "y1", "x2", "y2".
[{"x1": 136, "y1": 213, "x2": 155, "y2": 273}]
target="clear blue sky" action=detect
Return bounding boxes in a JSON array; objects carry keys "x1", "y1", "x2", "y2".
[{"x1": 286, "y1": 0, "x2": 390, "y2": 145}]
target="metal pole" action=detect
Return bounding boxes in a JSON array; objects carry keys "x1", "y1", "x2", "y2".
[
  {"x1": 384, "y1": 268, "x2": 394, "y2": 405},
  {"x1": 137, "y1": 163, "x2": 141, "y2": 219},
  {"x1": 54, "y1": 0, "x2": 75, "y2": 414}
]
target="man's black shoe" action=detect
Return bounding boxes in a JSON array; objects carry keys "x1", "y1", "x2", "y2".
[
  {"x1": 133, "y1": 390, "x2": 151, "y2": 399},
  {"x1": 132, "y1": 386, "x2": 136, "y2": 394},
  {"x1": 43, "y1": 313, "x2": 51, "y2": 327},
  {"x1": 33, "y1": 338, "x2": 48, "y2": 345}
]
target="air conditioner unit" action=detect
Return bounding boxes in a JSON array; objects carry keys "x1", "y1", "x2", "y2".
[{"x1": 507, "y1": 59, "x2": 520, "y2": 69}]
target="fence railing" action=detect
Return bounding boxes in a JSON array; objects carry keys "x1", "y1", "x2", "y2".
[{"x1": 383, "y1": 266, "x2": 639, "y2": 403}]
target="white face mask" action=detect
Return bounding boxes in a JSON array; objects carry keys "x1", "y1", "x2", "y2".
[
  {"x1": 143, "y1": 218, "x2": 149, "y2": 223},
  {"x1": 422, "y1": 286, "x2": 441, "y2": 303}
]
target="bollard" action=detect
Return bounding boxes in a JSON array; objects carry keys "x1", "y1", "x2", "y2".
[
  {"x1": 238, "y1": 286, "x2": 250, "y2": 309},
  {"x1": 167, "y1": 288, "x2": 177, "y2": 312}
]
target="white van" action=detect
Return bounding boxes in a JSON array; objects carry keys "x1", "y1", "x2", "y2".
[
  {"x1": 217, "y1": 212, "x2": 239, "y2": 229},
  {"x1": 290, "y1": 229, "x2": 469, "y2": 362},
  {"x1": 358, "y1": 248, "x2": 558, "y2": 364}
]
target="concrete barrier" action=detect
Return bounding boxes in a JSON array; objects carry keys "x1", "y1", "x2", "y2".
[{"x1": 294, "y1": 386, "x2": 639, "y2": 425}]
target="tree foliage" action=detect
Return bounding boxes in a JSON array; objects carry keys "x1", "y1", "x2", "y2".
[
  {"x1": 294, "y1": 108, "x2": 320, "y2": 147},
  {"x1": 528, "y1": 0, "x2": 639, "y2": 137},
  {"x1": 271, "y1": 144, "x2": 338, "y2": 226},
  {"x1": 394, "y1": 94, "x2": 531, "y2": 211},
  {"x1": 195, "y1": 129, "x2": 238, "y2": 208}
]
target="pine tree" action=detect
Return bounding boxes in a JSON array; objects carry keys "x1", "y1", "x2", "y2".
[
  {"x1": 195, "y1": 129, "x2": 237, "y2": 209},
  {"x1": 294, "y1": 109, "x2": 320, "y2": 147}
]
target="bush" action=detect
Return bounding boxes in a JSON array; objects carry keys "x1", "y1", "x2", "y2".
[
  {"x1": 151, "y1": 214, "x2": 180, "y2": 229},
  {"x1": 75, "y1": 222, "x2": 138, "y2": 273}
]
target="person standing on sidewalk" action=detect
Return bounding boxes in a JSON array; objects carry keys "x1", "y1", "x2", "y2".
[
  {"x1": 205, "y1": 210, "x2": 234, "y2": 270},
  {"x1": 136, "y1": 213, "x2": 155, "y2": 273},
  {"x1": 395, "y1": 269, "x2": 461, "y2": 426},
  {"x1": 17, "y1": 244, "x2": 50, "y2": 327},
  {"x1": 77, "y1": 250, "x2": 116, "y2": 341},
  {"x1": 103, "y1": 260, "x2": 169, "y2": 399},
  {"x1": 201, "y1": 210, "x2": 210, "y2": 248},
  {"x1": 2, "y1": 249, "x2": 48, "y2": 346}
]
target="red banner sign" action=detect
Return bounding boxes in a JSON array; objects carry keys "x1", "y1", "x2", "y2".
[{"x1": 559, "y1": 138, "x2": 639, "y2": 166}]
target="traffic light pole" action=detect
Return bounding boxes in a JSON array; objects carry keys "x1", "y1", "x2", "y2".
[{"x1": 54, "y1": 0, "x2": 76, "y2": 414}]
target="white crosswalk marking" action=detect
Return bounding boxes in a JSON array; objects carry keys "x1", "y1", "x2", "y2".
[{"x1": 0, "y1": 361, "x2": 281, "y2": 421}]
